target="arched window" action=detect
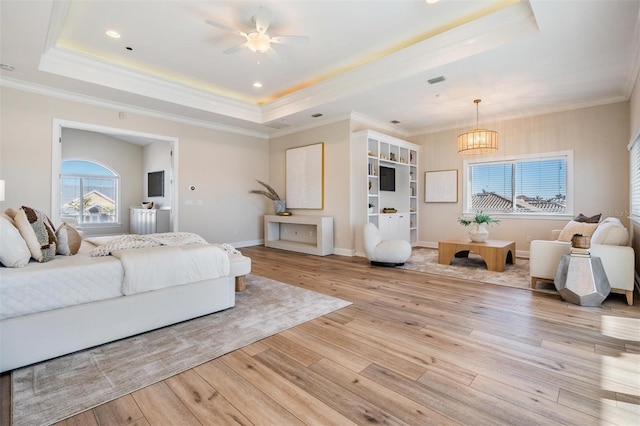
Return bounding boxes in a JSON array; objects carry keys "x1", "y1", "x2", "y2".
[{"x1": 60, "y1": 160, "x2": 119, "y2": 225}]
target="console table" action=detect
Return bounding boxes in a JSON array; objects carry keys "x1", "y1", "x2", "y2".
[{"x1": 264, "y1": 215, "x2": 334, "y2": 256}]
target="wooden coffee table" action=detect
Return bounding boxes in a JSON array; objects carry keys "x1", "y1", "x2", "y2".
[{"x1": 438, "y1": 239, "x2": 516, "y2": 272}]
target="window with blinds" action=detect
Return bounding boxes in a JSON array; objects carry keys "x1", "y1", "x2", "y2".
[
  {"x1": 464, "y1": 152, "x2": 572, "y2": 216},
  {"x1": 60, "y1": 160, "x2": 120, "y2": 225},
  {"x1": 630, "y1": 139, "x2": 640, "y2": 218}
]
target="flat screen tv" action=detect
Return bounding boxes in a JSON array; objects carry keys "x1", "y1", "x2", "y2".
[
  {"x1": 147, "y1": 171, "x2": 164, "y2": 197},
  {"x1": 379, "y1": 166, "x2": 395, "y2": 191}
]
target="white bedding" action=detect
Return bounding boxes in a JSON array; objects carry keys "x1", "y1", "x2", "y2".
[
  {"x1": 113, "y1": 243, "x2": 230, "y2": 295},
  {"x1": 0, "y1": 241, "x2": 123, "y2": 320},
  {"x1": 0, "y1": 238, "x2": 232, "y2": 321}
]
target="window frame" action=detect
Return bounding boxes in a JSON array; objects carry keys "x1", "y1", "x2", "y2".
[
  {"x1": 60, "y1": 159, "x2": 121, "y2": 227},
  {"x1": 462, "y1": 150, "x2": 574, "y2": 219}
]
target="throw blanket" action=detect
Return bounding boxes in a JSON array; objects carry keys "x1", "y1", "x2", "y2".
[
  {"x1": 87, "y1": 232, "x2": 207, "y2": 257},
  {"x1": 112, "y1": 243, "x2": 230, "y2": 295}
]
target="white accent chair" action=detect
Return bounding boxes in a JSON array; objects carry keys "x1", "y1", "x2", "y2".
[
  {"x1": 363, "y1": 222, "x2": 411, "y2": 266},
  {"x1": 530, "y1": 217, "x2": 634, "y2": 305}
]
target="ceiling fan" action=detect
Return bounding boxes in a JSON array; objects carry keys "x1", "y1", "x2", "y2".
[{"x1": 205, "y1": 6, "x2": 310, "y2": 63}]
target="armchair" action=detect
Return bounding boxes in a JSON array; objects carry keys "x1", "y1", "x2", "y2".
[
  {"x1": 529, "y1": 217, "x2": 634, "y2": 305},
  {"x1": 363, "y1": 223, "x2": 411, "y2": 267}
]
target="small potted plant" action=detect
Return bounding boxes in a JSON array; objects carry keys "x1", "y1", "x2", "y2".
[
  {"x1": 458, "y1": 212, "x2": 500, "y2": 242},
  {"x1": 250, "y1": 180, "x2": 286, "y2": 214}
]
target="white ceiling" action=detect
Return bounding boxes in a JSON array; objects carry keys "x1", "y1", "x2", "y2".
[{"x1": 1, "y1": 0, "x2": 639, "y2": 138}]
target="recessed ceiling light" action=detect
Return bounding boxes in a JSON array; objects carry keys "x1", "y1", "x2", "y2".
[
  {"x1": 426, "y1": 0, "x2": 440, "y2": 4},
  {"x1": 105, "y1": 30, "x2": 121, "y2": 39},
  {"x1": 390, "y1": 120, "x2": 401, "y2": 124},
  {"x1": 311, "y1": 113, "x2": 323, "y2": 118},
  {"x1": 253, "y1": 82, "x2": 263, "y2": 88}
]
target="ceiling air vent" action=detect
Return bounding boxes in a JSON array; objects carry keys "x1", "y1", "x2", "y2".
[
  {"x1": 427, "y1": 76, "x2": 446, "y2": 85},
  {"x1": 264, "y1": 121, "x2": 291, "y2": 129}
]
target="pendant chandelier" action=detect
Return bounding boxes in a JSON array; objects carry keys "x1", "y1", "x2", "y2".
[{"x1": 457, "y1": 99, "x2": 498, "y2": 155}]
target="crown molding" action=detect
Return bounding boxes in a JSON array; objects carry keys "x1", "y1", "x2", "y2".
[
  {"x1": 407, "y1": 94, "x2": 629, "y2": 137},
  {"x1": 39, "y1": 47, "x2": 263, "y2": 123},
  {"x1": 0, "y1": 77, "x2": 269, "y2": 139},
  {"x1": 349, "y1": 112, "x2": 411, "y2": 139},
  {"x1": 260, "y1": 0, "x2": 537, "y2": 124}
]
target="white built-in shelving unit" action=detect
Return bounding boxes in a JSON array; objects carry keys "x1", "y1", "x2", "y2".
[{"x1": 351, "y1": 130, "x2": 419, "y2": 256}]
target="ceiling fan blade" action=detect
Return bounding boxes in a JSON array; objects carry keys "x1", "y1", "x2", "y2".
[
  {"x1": 223, "y1": 43, "x2": 247, "y2": 54},
  {"x1": 265, "y1": 47, "x2": 282, "y2": 63},
  {"x1": 205, "y1": 19, "x2": 246, "y2": 37},
  {"x1": 255, "y1": 6, "x2": 271, "y2": 33},
  {"x1": 270, "y1": 35, "x2": 310, "y2": 45}
]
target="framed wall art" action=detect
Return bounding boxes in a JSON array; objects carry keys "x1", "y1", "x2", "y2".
[
  {"x1": 285, "y1": 142, "x2": 324, "y2": 209},
  {"x1": 425, "y1": 169, "x2": 458, "y2": 203}
]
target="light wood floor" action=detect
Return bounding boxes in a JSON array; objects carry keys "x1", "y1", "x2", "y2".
[{"x1": 2, "y1": 246, "x2": 639, "y2": 425}]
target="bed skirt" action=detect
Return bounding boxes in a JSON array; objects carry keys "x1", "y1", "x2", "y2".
[{"x1": 0, "y1": 275, "x2": 235, "y2": 373}]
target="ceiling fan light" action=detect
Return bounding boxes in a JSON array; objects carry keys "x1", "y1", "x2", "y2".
[{"x1": 247, "y1": 32, "x2": 271, "y2": 53}]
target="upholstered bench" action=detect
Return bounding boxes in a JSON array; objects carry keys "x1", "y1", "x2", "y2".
[{"x1": 229, "y1": 253, "x2": 252, "y2": 291}]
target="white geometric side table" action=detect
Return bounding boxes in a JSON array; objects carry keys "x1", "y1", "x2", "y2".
[{"x1": 554, "y1": 253, "x2": 611, "y2": 306}]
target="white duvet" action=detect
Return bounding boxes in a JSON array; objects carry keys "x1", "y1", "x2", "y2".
[
  {"x1": 113, "y1": 243, "x2": 229, "y2": 295},
  {"x1": 0, "y1": 238, "x2": 231, "y2": 320}
]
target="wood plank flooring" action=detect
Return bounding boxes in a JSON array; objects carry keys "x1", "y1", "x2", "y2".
[{"x1": 2, "y1": 245, "x2": 639, "y2": 425}]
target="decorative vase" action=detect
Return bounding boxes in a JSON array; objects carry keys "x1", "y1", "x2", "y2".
[
  {"x1": 273, "y1": 200, "x2": 286, "y2": 214},
  {"x1": 469, "y1": 223, "x2": 489, "y2": 242}
]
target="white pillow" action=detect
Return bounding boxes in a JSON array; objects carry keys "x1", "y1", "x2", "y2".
[
  {"x1": 591, "y1": 218, "x2": 629, "y2": 245},
  {"x1": 0, "y1": 215, "x2": 31, "y2": 267}
]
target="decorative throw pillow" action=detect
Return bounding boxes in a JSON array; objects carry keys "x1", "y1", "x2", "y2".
[
  {"x1": 2, "y1": 210, "x2": 17, "y2": 227},
  {"x1": 0, "y1": 215, "x2": 31, "y2": 267},
  {"x1": 572, "y1": 213, "x2": 601, "y2": 223},
  {"x1": 591, "y1": 217, "x2": 629, "y2": 246},
  {"x1": 56, "y1": 222, "x2": 82, "y2": 255},
  {"x1": 557, "y1": 220, "x2": 599, "y2": 242},
  {"x1": 14, "y1": 206, "x2": 58, "y2": 262}
]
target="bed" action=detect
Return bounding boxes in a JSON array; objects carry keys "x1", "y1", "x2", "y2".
[{"x1": 0, "y1": 234, "x2": 251, "y2": 373}]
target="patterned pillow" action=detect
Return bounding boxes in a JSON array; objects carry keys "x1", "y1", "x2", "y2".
[
  {"x1": 56, "y1": 222, "x2": 82, "y2": 255},
  {"x1": 573, "y1": 213, "x2": 601, "y2": 223},
  {"x1": 14, "y1": 206, "x2": 58, "y2": 262}
]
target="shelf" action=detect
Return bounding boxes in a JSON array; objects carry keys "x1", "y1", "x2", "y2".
[
  {"x1": 354, "y1": 129, "x2": 419, "y2": 251},
  {"x1": 264, "y1": 215, "x2": 334, "y2": 256}
]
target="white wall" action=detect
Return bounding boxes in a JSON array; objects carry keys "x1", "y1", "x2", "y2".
[
  {"x1": 268, "y1": 119, "x2": 353, "y2": 253},
  {"x1": 1, "y1": 85, "x2": 633, "y2": 255},
  {"x1": 0, "y1": 87, "x2": 268, "y2": 247},
  {"x1": 62, "y1": 128, "x2": 143, "y2": 235},
  {"x1": 412, "y1": 102, "x2": 630, "y2": 253}
]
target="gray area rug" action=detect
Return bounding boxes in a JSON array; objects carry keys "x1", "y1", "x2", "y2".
[
  {"x1": 398, "y1": 247, "x2": 557, "y2": 294},
  {"x1": 12, "y1": 275, "x2": 351, "y2": 426}
]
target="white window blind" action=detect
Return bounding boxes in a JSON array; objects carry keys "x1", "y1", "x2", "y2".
[
  {"x1": 630, "y1": 139, "x2": 640, "y2": 217},
  {"x1": 465, "y1": 152, "x2": 570, "y2": 216}
]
